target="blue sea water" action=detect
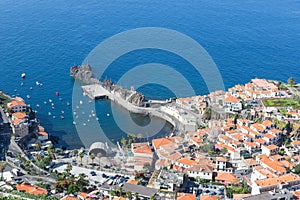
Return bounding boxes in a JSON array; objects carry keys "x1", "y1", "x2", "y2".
[{"x1": 1, "y1": 0, "x2": 300, "y2": 148}]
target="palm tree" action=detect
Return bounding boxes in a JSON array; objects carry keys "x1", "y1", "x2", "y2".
[
  {"x1": 134, "y1": 192, "x2": 139, "y2": 200},
  {"x1": 73, "y1": 149, "x2": 78, "y2": 157},
  {"x1": 79, "y1": 152, "x2": 84, "y2": 164},
  {"x1": 121, "y1": 137, "x2": 127, "y2": 148},
  {"x1": 126, "y1": 191, "x2": 132, "y2": 199},
  {"x1": 0, "y1": 161, "x2": 6, "y2": 180},
  {"x1": 90, "y1": 153, "x2": 95, "y2": 165},
  {"x1": 137, "y1": 133, "x2": 143, "y2": 142}
]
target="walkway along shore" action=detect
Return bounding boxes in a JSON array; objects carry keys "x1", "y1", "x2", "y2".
[{"x1": 81, "y1": 84, "x2": 182, "y2": 134}]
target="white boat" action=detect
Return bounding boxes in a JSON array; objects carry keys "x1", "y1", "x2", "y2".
[
  {"x1": 26, "y1": 95, "x2": 30, "y2": 99},
  {"x1": 107, "y1": 113, "x2": 110, "y2": 117},
  {"x1": 79, "y1": 100, "x2": 83, "y2": 105},
  {"x1": 36, "y1": 81, "x2": 40, "y2": 86},
  {"x1": 21, "y1": 73, "x2": 26, "y2": 79},
  {"x1": 48, "y1": 112, "x2": 52, "y2": 116}
]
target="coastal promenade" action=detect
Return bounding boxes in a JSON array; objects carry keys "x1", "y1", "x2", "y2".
[{"x1": 81, "y1": 84, "x2": 187, "y2": 134}]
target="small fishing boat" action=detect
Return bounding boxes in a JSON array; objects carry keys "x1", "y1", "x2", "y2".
[
  {"x1": 36, "y1": 81, "x2": 40, "y2": 86},
  {"x1": 49, "y1": 99, "x2": 52, "y2": 103},
  {"x1": 36, "y1": 104, "x2": 40, "y2": 108},
  {"x1": 96, "y1": 117, "x2": 99, "y2": 121},
  {"x1": 61, "y1": 110, "x2": 64, "y2": 114},
  {"x1": 107, "y1": 113, "x2": 110, "y2": 117},
  {"x1": 60, "y1": 116, "x2": 64, "y2": 119},
  {"x1": 73, "y1": 121, "x2": 76, "y2": 125},
  {"x1": 44, "y1": 101, "x2": 47, "y2": 104},
  {"x1": 30, "y1": 87, "x2": 33, "y2": 90},
  {"x1": 56, "y1": 91, "x2": 59, "y2": 96},
  {"x1": 79, "y1": 100, "x2": 83, "y2": 105},
  {"x1": 21, "y1": 73, "x2": 26, "y2": 79},
  {"x1": 21, "y1": 82, "x2": 24, "y2": 86},
  {"x1": 26, "y1": 95, "x2": 30, "y2": 99},
  {"x1": 66, "y1": 102, "x2": 70, "y2": 106},
  {"x1": 48, "y1": 112, "x2": 52, "y2": 116}
]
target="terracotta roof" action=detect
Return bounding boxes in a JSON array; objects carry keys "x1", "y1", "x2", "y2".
[
  {"x1": 177, "y1": 158, "x2": 197, "y2": 166},
  {"x1": 16, "y1": 182, "x2": 47, "y2": 195},
  {"x1": 152, "y1": 138, "x2": 173, "y2": 149},
  {"x1": 224, "y1": 95, "x2": 240, "y2": 103},
  {"x1": 13, "y1": 119, "x2": 24, "y2": 126},
  {"x1": 127, "y1": 179, "x2": 138, "y2": 185},
  {"x1": 263, "y1": 144, "x2": 279, "y2": 151},
  {"x1": 12, "y1": 112, "x2": 27, "y2": 119},
  {"x1": 244, "y1": 158, "x2": 258, "y2": 167},
  {"x1": 177, "y1": 193, "x2": 196, "y2": 200},
  {"x1": 254, "y1": 138, "x2": 266, "y2": 144},
  {"x1": 263, "y1": 133, "x2": 276, "y2": 139},
  {"x1": 200, "y1": 195, "x2": 218, "y2": 200},
  {"x1": 132, "y1": 142, "x2": 153, "y2": 154},
  {"x1": 292, "y1": 141, "x2": 300, "y2": 146},
  {"x1": 244, "y1": 142, "x2": 259, "y2": 148},
  {"x1": 188, "y1": 164, "x2": 213, "y2": 173},
  {"x1": 216, "y1": 157, "x2": 227, "y2": 162},
  {"x1": 8, "y1": 100, "x2": 26, "y2": 107},
  {"x1": 262, "y1": 120, "x2": 274, "y2": 127},
  {"x1": 215, "y1": 172, "x2": 239, "y2": 184},
  {"x1": 269, "y1": 128, "x2": 282, "y2": 134},
  {"x1": 255, "y1": 173, "x2": 300, "y2": 187},
  {"x1": 37, "y1": 131, "x2": 48, "y2": 136}
]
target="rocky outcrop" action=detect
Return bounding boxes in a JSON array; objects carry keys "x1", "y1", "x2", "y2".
[
  {"x1": 70, "y1": 65, "x2": 145, "y2": 107},
  {"x1": 70, "y1": 64, "x2": 100, "y2": 84}
]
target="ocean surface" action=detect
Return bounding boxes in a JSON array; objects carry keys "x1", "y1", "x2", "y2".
[{"x1": 1, "y1": 0, "x2": 300, "y2": 148}]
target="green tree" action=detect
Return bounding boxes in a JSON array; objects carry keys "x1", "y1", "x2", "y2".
[
  {"x1": 121, "y1": 137, "x2": 127, "y2": 148},
  {"x1": 221, "y1": 147, "x2": 228, "y2": 155},
  {"x1": 295, "y1": 164, "x2": 300, "y2": 174},
  {"x1": 90, "y1": 153, "x2": 95, "y2": 164},
  {"x1": 79, "y1": 152, "x2": 84, "y2": 164},
  {"x1": 35, "y1": 142, "x2": 41, "y2": 151},
  {"x1": 288, "y1": 77, "x2": 295, "y2": 87},
  {"x1": 73, "y1": 149, "x2": 78, "y2": 156},
  {"x1": 67, "y1": 184, "x2": 80, "y2": 194}
]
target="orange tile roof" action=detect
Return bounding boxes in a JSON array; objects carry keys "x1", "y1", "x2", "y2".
[
  {"x1": 224, "y1": 94, "x2": 240, "y2": 103},
  {"x1": 13, "y1": 97, "x2": 24, "y2": 102},
  {"x1": 269, "y1": 128, "x2": 282, "y2": 134},
  {"x1": 132, "y1": 142, "x2": 152, "y2": 154},
  {"x1": 264, "y1": 144, "x2": 279, "y2": 151},
  {"x1": 12, "y1": 112, "x2": 27, "y2": 119},
  {"x1": 262, "y1": 120, "x2": 274, "y2": 127},
  {"x1": 255, "y1": 173, "x2": 300, "y2": 187},
  {"x1": 245, "y1": 142, "x2": 259, "y2": 147},
  {"x1": 177, "y1": 193, "x2": 196, "y2": 200},
  {"x1": 244, "y1": 158, "x2": 258, "y2": 166},
  {"x1": 251, "y1": 123, "x2": 265, "y2": 131},
  {"x1": 254, "y1": 138, "x2": 266, "y2": 144},
  {"x1": 215, "y1": 172, "x2": 239, "y2": 184},
  {"x1": 167, "y1": 152, "x2": 182, "y2": 162},
  {"x1": 8, "y1": 100, "x2": 26, "y2": 107},
  {"x1": 152, "y1": 138, "x2": 173, "y2": 149},
  {"x1": 127, "y1": 179, "x2": 138, "y2": 185},
  {"x1": 216, "y1": 157, "x2": 227, "y2": 162},
  {"x1": 177, "y1": 158, "x2": 197, "y2": 166},
  {"x1": 292, "y1": 141, "x2": 300, "y2": 146},
  {"x1": 263, "y1": 133, "x2": 276, "y2": 139},
  {"x1": 78, "y1": 192, "x2": 88, "y2": 198},
  {"x1": 60, "y1": 195, "x2": 79, "y2": 200},
  {"x1": 13, "y1": 119, "x2": 23, "y2": 126},
  {"x1": 200, "y1": 195, "x2": 218, "y2": 200},
  {"x1": 16, "y1": 182, "x2": 47, "y2": 196},
  {"x1": 37, "y1": 131, "x2": 48, "y2": 136}
]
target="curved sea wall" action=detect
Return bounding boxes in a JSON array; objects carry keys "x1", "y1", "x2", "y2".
[{"x1": 71, "y1": 65, "x2": 181, "y2": 134}]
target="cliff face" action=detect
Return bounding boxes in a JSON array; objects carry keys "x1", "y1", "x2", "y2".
[
  {"x1": 70, "y1": 65, "x2": 145, "y2": 107},
  {"x1": 70, "y1": 64, "x2": 100, "y2": 84}
]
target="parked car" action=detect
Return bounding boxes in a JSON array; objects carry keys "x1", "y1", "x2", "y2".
[{"x1": 90, "y1": 171, "x2": 96, "y2": 176}]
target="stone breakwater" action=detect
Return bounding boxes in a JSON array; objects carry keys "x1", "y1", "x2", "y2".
[{"x1": 70, "y1": 65, "x2": 184, "y2": 134}]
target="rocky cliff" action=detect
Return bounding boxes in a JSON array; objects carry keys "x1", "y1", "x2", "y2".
[
  {"x1": 70, "y1": 65, "x2": 145, "y2": 107},
  {"x1": 70, "y1": 64, "x2": 100, "y2": 84}
]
